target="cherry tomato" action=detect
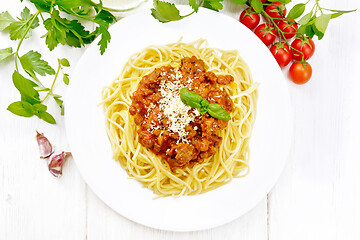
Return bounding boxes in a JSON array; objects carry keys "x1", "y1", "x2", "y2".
[
  {"x1": 291, "y1": 37, "x2": 315, "y2": 61},
  {"x1": 270, "y1": 42, "x2": 292, "y2": 68},
  {"x1": 261, "y1": 0, "x2": 267, "y2": 2},
  {"x1": 277, "y1": 19, "x2": 298, "y2": 39},
  {"x1": 254, "y1": 23, "x2": 276, "y2": 46},
  {"x1": 289, "y1": 62, "x2": 312, "y2": 85},
  {"x1": 265, "y1": 2, "x2": 286, "y2": 23},
  {"x1": 239, "y1": 8, "x2": 260, "y2": 30}
]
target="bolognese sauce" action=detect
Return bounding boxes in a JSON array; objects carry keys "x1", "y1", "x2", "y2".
[{"x1": 129, "y1": 56, "x2": 234, "y2": 170}]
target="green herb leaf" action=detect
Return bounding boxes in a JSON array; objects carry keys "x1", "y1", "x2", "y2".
[
  {"x1": 20, "y1": 50, "x2": 55, "y2": 77},
  {"x1": 203, "y1": 0, "x2": 223, "y2": 11},
  {"x1": 180, "y1": 88, "x2": 231, "y2": 120},
  {"x1": 180, "y1": 88, "x2": 202, "y2": 108},
  {"x1": 151, "y1": 0, "x2": 182, "y2": 23},
  {"x1": 231, "y1": 0, "x2": 247, "y2": 5},
  {"x1": 63, "y1": 73, "x2": 69, "y2": 85},
  {"x1": 8, "y1": 7, "x2": 39, "y2": 40},
  {"x1": 287, "y1": 3, "x2": 305, "y2": 19},
  {"x1": 36, "y1": 111, "x2": 56, "y2": 124},
  {"x1": 97, "y1": 24, "x2": 111, "y2": 55},
  {"x1": 0, "y1": 11, "x2": 16, "y2": 31},
  {"x1": 207, "y1": 103, "x2": 231, "y2": 121},
  {"x1": 189, "y1": 0, "x2": 199, "y2": 12},
  {"x1": 315, "y1": 14, "x2": 331, "y2": 34},
  {"x1": 312, "y1": 23, "x2": 324, "y2": 40},
  {"x1": 298, "y1": 11, "x2": 313, "y2": 25},
  {"x1": 7, "y1": 101, "x2": 34, "y2": 117},
  {"x1": 29, "y1": 0, "x2": 51, "y2": 12},
  {"x1": 53, "y1": 95, "x2": 64, "y2": 115},
  {"x1": 268, "y1": 0, "x2": 291, "y2": 3},
  {"x1": 0, "y1": 47, "x2": 14, "y2": 62},
  {"x1": 298, "y1": 25, "x2": 315, "y2": 38},
  {"x1": 12, "y1": 71, "x2": 41, "y2": 104},
  {"x1": 60, "y1": 58, "x2": 70, "y2": 67},
  {"x1": 251, "y1": 0, "x2": 264, "y2": 14}
]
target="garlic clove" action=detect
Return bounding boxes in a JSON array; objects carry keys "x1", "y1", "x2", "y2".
[
  {"x1": 36, "y1": 131, "x2": 53, "y2": 159},
  {"x1": 48, "y1": 151, "x2": 71, "y2": 178}
]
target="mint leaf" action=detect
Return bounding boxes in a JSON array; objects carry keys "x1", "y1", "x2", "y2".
[
  {"x1": 8, "y1": 7, "x2": 39, "y2": 40},
  {"x1": 20, "y1": 50, "x2": 55, "y2": 77},
  {"x1": 0, "y1": 11, "x2": 16, "y2": 31},
  {"x1": 0, "y1": 47, "x2": 14, "y2": 62},
  {"x1": 7, "y1": 101, "x2": 34, "y2": 117},
  {"x1": 287, "y1": 3, "x2": 305, "y2": 19},
  {"x1": 151, "y1": 0, "x2": 182, "y2": 23},
  {"x1": 315, "y1": 14, "x2": 331, "y2": 34},
  {"x1": 12, "y1": 71, "x2": 41, "y2": 104}
]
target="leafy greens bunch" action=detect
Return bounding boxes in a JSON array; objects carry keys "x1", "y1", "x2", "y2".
[{"x1": 0, "y1": 0, "x2": 116, "y2": 124}]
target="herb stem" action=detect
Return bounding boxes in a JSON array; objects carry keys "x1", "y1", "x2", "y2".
[
  {"x1": 261, "y1": 10, "x2": 304, "y2": 59},
  {"x1": 41, "y1": 59, "x2": 61, "y2": 103},
  {"x1": 14, "y1": 12, "x2": 40, "y2": 72}
]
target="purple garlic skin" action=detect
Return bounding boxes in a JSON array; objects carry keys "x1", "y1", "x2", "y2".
[
  {"x1": 48, "y1": 151, "x2": 71, "y2": 178},
  {"x1": 36, "y1": 131, "x2": 53, "y2": 159}
]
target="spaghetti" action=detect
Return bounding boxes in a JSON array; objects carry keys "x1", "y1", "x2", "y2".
[{"x1": 101, "y1": 39, "x2": 258, "y2": 197}]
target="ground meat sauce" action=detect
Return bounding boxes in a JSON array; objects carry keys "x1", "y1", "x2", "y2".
[{"x1": 129, "y1": 56, "x2": 234, "y2": 170}]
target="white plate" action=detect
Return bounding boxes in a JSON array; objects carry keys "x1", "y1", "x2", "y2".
[{"x1": 65, "y1": 6, "x2": 293, "y2": 232}]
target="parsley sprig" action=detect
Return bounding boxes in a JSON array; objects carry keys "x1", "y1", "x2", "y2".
[
  {"x1": 151, "y1": 0, "x2": 224, "y2": 23},
  {"x1": 0, "y1": 0, "x2": 116, "y2": 124}
]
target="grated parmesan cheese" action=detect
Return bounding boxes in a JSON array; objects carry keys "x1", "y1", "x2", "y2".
[{"x1": 156, "y1": 70, "x2": 199, "y2": 142}]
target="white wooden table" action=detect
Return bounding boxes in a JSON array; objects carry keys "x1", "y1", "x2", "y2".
[{"x1": 1, "y1": 0, "x2": 359, "y2": 239}]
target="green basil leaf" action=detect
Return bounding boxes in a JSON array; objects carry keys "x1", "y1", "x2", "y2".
[
  {"x1": 231, "y1": 0, "x2": 247, "y2": 4},
  {"x1": 268, "y1": 0, "x2": 291, "y2": 3},
  {"x1": 287, "y1": 3, "x2": 305, "y2": 19},
  {"x1": 33, "y1": 103, "x2": 47, "y2": 113},
  {"x1": 312, "y1": 23, "x2": 324, "y2": 40},
  {"x1": 315, "y1": 14, "x2": 331, "y2": 34},
  {"x1": 35, "y1": 111, "x2": 56, "y2": 124},
  {"x1": 251, "y1": 0, "x2": 263, "y2": 14},
  {"x1": 180, "y1": 88, "x2": 202, "y2": 108},
  {"x1": 200, "y1": 99, "x2": 209, "y2": 107},
  {"x1": 7, "y1": 101, "x2": 34, "y2": 117},
  {"x1": 298, "y1": 11, "x2": 313, "y2": 25},
  {"x1": 298, "y1": 25, "x2": 315, "y2": 38},
  {"x1": 207, "y1": 103, "x2": 231, "y2": 121}
]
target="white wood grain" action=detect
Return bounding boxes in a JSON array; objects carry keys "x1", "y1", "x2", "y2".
[
  {"x1": 1, "y1": 0, "x2": 360, "y2": 239},
  {"x1": 268, "y1": 1, "x2": 360, "y2": 240}
]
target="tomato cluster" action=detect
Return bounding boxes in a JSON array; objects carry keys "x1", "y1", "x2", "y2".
[{"x1": 238, "y1": 2, "x2": 315, "y2": 85}]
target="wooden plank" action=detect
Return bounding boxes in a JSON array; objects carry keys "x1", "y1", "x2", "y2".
[{"x1": 268, "y1": 1, "x2": 360, "y2": 239}]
